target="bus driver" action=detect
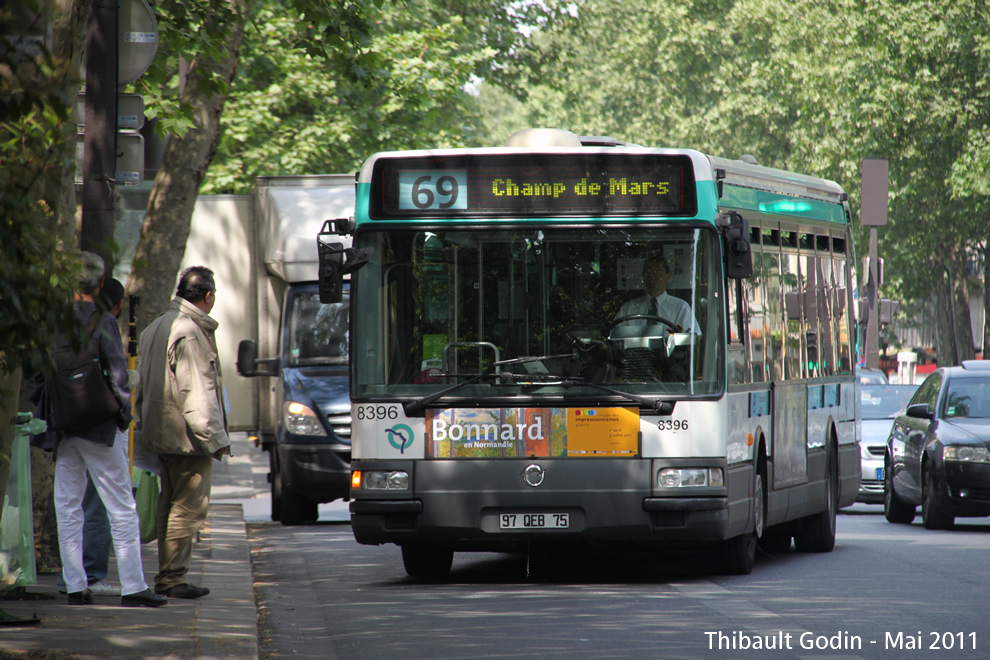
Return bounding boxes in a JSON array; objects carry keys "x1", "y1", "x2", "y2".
[{"x1": 614, "y1": 254, "x2": 700, "y2": 334}]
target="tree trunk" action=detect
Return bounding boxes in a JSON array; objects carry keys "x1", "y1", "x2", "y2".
[
  {"x1": 950, "y1": 257, "x2": 975, "y2": 363},
  {"x1": 983, "y1": 241, "x2": 989, "y2": 359},
  {"x1": 935, "y1": 251, "x2": 976, "y2": 366},
  {"x1": 29, "y1": 448, "x2": 60, "y2": 573},
  {"x1": 934, "y1": 271, "x2": 955, "y2": 366},
  {"x1": 126, "y1": 1, "x2": 247, "y2": 331}
]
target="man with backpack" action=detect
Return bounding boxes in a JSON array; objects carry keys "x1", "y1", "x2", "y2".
[
  {"x1": 40, "y1": 252, "x2": 165, "y2": 608},
  {"x1": 52, "y1": 277, "x2": 127, "y2": 597}
]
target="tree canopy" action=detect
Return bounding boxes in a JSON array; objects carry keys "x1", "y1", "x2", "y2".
[{"x1": 492, "y1": 0, "x2": 989, "y2": 361}]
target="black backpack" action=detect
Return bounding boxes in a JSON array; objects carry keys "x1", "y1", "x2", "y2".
[{"x1": 47, "y1": 312, "x2": 121, "y2": 433}]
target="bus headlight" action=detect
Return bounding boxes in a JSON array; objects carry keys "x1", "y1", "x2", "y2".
[
  {"x1": 283, "y1": 402, "x2": 325, "y2": 436},
  {"x1": 658, "y1": 467, "x2": 724, "y2": 488},
  {"x1": 355, "y1": 470, "x2": 410, "y2": 490}
]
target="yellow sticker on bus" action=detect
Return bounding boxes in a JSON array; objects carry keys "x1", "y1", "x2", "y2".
[{"x1": 426, "y1": 407, "x2": 639, "y2": 458}]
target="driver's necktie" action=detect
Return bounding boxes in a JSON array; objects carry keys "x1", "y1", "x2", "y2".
[{"x1": 648, "y1": 297, "x2": 659, "y2": 317}]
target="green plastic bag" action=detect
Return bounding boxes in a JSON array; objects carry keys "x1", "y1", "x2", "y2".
[
  {"x1": 1, "y1": 414, "x2": 41, "y2": 590},
  {"x1": 131, "y1": 468, "x2": 159, "y2": 544}
]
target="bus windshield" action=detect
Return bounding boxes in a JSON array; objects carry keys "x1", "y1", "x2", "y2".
[{"x1": 351, "y1": 226, "x2": 723, "y2": 400}]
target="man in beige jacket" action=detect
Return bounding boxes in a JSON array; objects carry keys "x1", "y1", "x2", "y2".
[{"x1": 135, "y1": 266, "x2": 231, "y2": 599}]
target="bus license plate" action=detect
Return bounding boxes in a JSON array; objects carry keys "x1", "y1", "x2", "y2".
[{"x1": 499, "y1": 513, "x2": 569, "y2": 530}]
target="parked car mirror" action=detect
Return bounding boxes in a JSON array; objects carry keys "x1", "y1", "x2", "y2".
[{"x1": 905, "y1": 403, "x2": 933, "y2": 420}]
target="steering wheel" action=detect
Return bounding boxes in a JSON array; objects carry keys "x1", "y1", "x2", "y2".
[{"x1": 607, "y1": 314, "x2": 677, "y2": 336}]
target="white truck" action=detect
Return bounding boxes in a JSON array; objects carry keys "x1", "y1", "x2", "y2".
[{"x1": 182, "y1": 174, "x2": 355, "y2": 524}]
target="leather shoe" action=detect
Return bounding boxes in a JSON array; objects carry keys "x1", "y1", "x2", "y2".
[
  {"x1": 67, "y1": 589, "x2": 94, "y2": 605},
  {"x1": 121, "y1": 588, "x2": 168, "y2": 608},
  {"x1": 157, "y1": 583, "x2": 210, "y2": 599}
]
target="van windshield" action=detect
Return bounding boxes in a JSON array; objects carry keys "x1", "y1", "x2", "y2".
[{"x1": 287, "y1": 290, "x2": 349, "y2": 367}]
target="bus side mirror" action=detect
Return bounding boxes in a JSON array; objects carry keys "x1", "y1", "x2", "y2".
[
  {"x1": 720, "y1": 211, "x2": 753, "y2": 279},
  {"x1": 318, "y1": 238, "x2": 344, "y2": 304}
]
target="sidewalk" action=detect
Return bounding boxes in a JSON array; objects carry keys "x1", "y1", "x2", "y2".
[{"x1": 0, "y1": 434, "x2": 262, "y2": 660}]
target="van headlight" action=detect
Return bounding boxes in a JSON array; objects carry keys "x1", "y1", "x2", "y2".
[
  {"x1": 283, "y1": 402, "x2": 325, "y2": 436},
  {"x1": 658, "y1": 467, "x2": 724, "y2": 488}
]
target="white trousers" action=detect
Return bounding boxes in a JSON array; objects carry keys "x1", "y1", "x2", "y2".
[{"x1": 55, "y1": 432, "x2": 149, "y2": 596}]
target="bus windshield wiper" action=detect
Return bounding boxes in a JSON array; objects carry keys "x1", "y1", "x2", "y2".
[
  {"x1": 559, "y1": 380, "x2": 675, "y2": 415},
  {"x1": 403, "y1": 354, "x2": 574, "y2": 416}
]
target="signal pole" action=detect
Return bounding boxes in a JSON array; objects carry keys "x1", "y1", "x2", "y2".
[
  {"x1": 80, "y1": 0, "x2": 118, "y2": 272},
  {"x1": 860, "y1": 158, "x2": 889, "y2": 371}
]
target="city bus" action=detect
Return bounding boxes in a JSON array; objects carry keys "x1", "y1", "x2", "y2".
[{"x1": 319, "y1": 128, "x2": 861, "y2": 577}]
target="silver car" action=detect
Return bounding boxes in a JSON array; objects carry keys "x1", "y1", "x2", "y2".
[{"x1": 858, "y1": 384, "x2": 920, "y2": 503}]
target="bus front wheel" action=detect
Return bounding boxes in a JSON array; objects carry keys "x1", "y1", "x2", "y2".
[
  {"x1": 794, "y1": 444, "x2": 837, "y2": 553},
  {"x1": 721, "y1": 469, "x2": 763, "y2": 575}
]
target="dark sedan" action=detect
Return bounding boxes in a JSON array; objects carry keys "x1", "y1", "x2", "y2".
[{"x1": 884, "y1": 360, "x2": 990, "y2": 528}]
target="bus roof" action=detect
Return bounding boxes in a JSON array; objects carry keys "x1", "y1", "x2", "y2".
[
  {"x1": 355, "y1": 144, "x2": 849, "y2": 226},
  {"x1": 708, "y1": 155, "x2": 847, "y2": 204},
  {"x1": 357, "y1": 146, "x2": 717, "y2": 185}
]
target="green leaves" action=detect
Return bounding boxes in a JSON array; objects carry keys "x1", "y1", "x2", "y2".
[
  {"x1": 196, "y1": 0, "x2": 546, "y2": 193},
  {"x1": 494, "y1": 0, "x2": 989, "y2": 329}
]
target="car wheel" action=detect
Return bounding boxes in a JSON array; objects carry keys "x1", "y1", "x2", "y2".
[
  {"x1": 269, "y1": 451, "x2": 281, "y2": 522},
  {"x1": 794, "y1": 444, "x2": 836, "y2": 553},
  {"x1": 275, "y1": 453, "x2": 319, "y2": 526},
  {"x1": 883, "y1": 456, "x2": 916, "y2": 524},
  {"x1": 402, "y1": 545, "x2": 453, "y2": 578},
  {"x1": 922, "y1": 465, "x2": 954, "y2": 530}
]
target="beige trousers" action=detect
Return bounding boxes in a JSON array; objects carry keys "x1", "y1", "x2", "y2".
[{"x1": 155, "y1": 453, "x2": 214, "y2": 591}]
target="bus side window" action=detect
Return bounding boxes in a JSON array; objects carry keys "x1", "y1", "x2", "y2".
[{"x1": 727, "y1": 278, "x2": 748, "y2": 385}]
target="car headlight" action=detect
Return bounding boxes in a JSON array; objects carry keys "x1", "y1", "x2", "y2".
[
  {"x1": 658, "y1": 467, "x2": 724, "y2": 488},
  {"x1": 943, "y1": 446, "x2": 990, "y2": 463},
  {"x1": 283, "y1": 402, "x2": 325, "y2": 436}
]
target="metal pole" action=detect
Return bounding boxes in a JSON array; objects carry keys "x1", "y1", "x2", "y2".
[
  {"x1": 867, "y1": 228, "x2": 879, "y2": 369},
  {"x1": 81, "y1": 0, "x2": 118, "y2": 268},
  {"x1": 128, "y1": 294, "x2": 139, "y2": 478}
]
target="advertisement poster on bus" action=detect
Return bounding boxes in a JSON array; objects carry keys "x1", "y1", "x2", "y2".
[{"x1": 426, "y1": 407, "x2": 639, "y2": 458}]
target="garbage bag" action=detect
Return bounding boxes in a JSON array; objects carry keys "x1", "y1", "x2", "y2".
[
  {"x1": 1, "y1": 413, "x2": 41, "y2": 590},
  {"x1": 131, "y1": 467, "x2": 159, "y2": 544}
]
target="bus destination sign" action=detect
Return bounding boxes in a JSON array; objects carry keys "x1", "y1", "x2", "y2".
[{"x1": 370, "y1": 153, "x2": 697, "y2": 218}]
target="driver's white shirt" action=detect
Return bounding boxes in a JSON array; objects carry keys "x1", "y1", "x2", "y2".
[{"x1": 616, "y1": 292, "x2": 700, "y2": 334}]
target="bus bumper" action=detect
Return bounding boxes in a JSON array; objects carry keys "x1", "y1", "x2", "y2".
[{"x1": 349, "y1": 458, "x2": 744, "y2": 551}]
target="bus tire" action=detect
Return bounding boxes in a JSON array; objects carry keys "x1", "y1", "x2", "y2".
[
  {"x1": 721, "y1": 468, "x2": 762, "y2": 575},
  {"x1": 883, "y1": 455, "x2": 915, "y2": 523},
  {"x1": 794, "y1": 443, "x2": 836, "y2": 553},
  {"x1": 759, "y1": 525, "x2": 792, "y2": 553},
  {"x1": 402, "y1": 545, "x2": 454, "y2": 578}
]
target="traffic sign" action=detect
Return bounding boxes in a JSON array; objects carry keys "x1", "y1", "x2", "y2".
[
  {"x1": 118, "y1": 0, "x2": 159, "y2": 86},
  {"x1": 75, "y1": 131, "x2": 145, "y2": 185},
  {"x1": 78, "y1": 0, "x2": 159, "y2": 86},
  {"x1": 76, "y1": 93, "x2": 145, "y2": 129},
  {"x1": 860, "y1": 158, "x2": 889, "y2": 227}
]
